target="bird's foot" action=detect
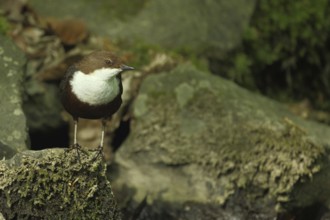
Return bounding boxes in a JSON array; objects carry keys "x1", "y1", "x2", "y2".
[
  {"x1": 91, "y1": 145, "x2": 104, "y2": 161},
  {"x1": 65, "y1": 143, "x2": 88, "y2": 163},
  {"x1": 66, "y1": 143, "x2": 81, "y2": 150}
]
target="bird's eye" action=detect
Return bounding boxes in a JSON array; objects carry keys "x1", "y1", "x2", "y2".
[{"x1": 105, "y1": 59, "x2": 113, "y2": 65}]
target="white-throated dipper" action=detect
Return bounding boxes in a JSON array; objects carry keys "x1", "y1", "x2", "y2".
[{"x1": 60, "y1": 50, "x2": 134, "y2": 153}]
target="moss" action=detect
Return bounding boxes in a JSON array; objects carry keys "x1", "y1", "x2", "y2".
[
  {"x1": 0, "y1": 149, "x2": 120, "y2": 220},
  {"x1": 124, "y1": 41, "x2": 160, "y2": 68},
  {"x1": 215, "y1": 0, "x2": 330, "y2": 108},
  {"x1": 0, "y1": 16, "x2": 10, "y2": 35},
  {"x1": 119, "y1": 38, "x2": 208, "y2": 74},
  {"x1": 95, "y1": 0, "x2": 148, "y2": 22},
  {"x1": 172, "y1": 46, "x2": 209, "y2": 72}
]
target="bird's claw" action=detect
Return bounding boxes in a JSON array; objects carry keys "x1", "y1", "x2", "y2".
[
  {"x1": 91, "y1": 145, "x2": 104, "y2": 161},
  {"x1": 65, "y1": 143, "x2": 88, "y2": 164}
]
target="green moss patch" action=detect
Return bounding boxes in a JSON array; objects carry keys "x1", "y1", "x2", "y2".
[{"x1": 0, "y1": 149, "x2": 120, "y2": 220}]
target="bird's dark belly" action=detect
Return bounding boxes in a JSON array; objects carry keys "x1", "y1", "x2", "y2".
[{"x1": 62, "y1": 93, "x2": 122, "y2": 119}]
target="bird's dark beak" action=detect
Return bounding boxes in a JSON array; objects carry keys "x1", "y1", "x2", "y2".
[{"x1": 120, "y1": 64, "x2": 134, "y2": 71}]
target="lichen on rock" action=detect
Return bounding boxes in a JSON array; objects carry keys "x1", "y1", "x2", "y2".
[
  {"x1": 113, "y1": 63, "x2": 327, "y2": 217},
  {"x1": 0, "y1": 149, "x2": 120, "y2": 220}
]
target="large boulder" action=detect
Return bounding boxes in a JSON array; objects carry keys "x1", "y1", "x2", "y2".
[
  {"x1": 29, "y1": 0, "x2": 255, "y2": 54},
  {"x1": 0, "y1": 35, "x2": 29, "y2": 158},
  {"x1": 106, "y1": 0, "x2": 256, "y2": 54},
  {"x1": 112, "y1": 63, "x2": 330, "y2": 219}
]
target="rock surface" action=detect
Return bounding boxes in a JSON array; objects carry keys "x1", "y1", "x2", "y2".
[
  {"x1": 22, "y1": 78, "x2": 65, "y2": 145},
  {"x1": 0, "y1": 149, "x2": 120, "y2": 220},
  {"x1": 107, "y1": 0, "x2": 256, "y2": 54},
  {"x1": 112, "y1": 63, "x2": 330, "y2": 219},
  {"x1": 0, "y1": 35, "x2": 29, "y2": 158},
  {"x1": 29, "y1": 0, "x2": 255, "y2": 54}
]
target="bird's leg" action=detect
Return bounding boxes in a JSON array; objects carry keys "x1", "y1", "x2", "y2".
[
  {"x1": 73, "y1": 117, "x2": 79, "y2": 147},
  {"x1": 65, "y1": 117, "x2": 86, "y2": 162},
  {"x1": 93, "y1": 118, "x2": 107, "y2": 160},
  {"x1": 65, "y1": 117, "x2": 80, "y2": 151},
  {"x1": 72, "y1": 117, "x2": 82, "y2": 161},
  {"x1": 100, "y1": 119, "x2": 106, "y2": 150}
]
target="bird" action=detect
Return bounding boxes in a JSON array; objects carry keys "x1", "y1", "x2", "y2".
[{"x1": 60, "y1": 50, "x2": 134, "y2": 154}]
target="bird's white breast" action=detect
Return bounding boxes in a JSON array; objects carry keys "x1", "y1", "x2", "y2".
[{"x1": 70, "y1": 68, "x2": 121, "y2": 106}]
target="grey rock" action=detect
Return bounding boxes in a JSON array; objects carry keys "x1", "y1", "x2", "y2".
[
  {"x1": 0, "y1": 35, "x2": 29, "y2": 157},
  {"x1": 22, "y1": 78, "x2": 64, "y2": 133},
  {"x1": 109, "y1": 0, "x2": 256, "y2": 53},
  {"x1": 29, "y1": 0, "x2": 255, "y2": 54},
  {"x1": 321, "y1": 210, "x2": 330, "y2": 220},
  {"x1": 112, "y1": 64, "x2": 330, "y2": 219},
  {"x1": 0, "y1": 141, "x2": 16, "y2": 159},
  {"x1": 29, "y1": 0, "x2": 146, "y2": 34}
]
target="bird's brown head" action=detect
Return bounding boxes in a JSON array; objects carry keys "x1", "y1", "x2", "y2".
[{"x1": 76, "y1": 50, "x2": 133, "y2": 74}]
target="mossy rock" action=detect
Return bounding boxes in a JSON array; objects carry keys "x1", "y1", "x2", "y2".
[{"x1": 0, "y1": 149, "x2": 120, "y2": 220}]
